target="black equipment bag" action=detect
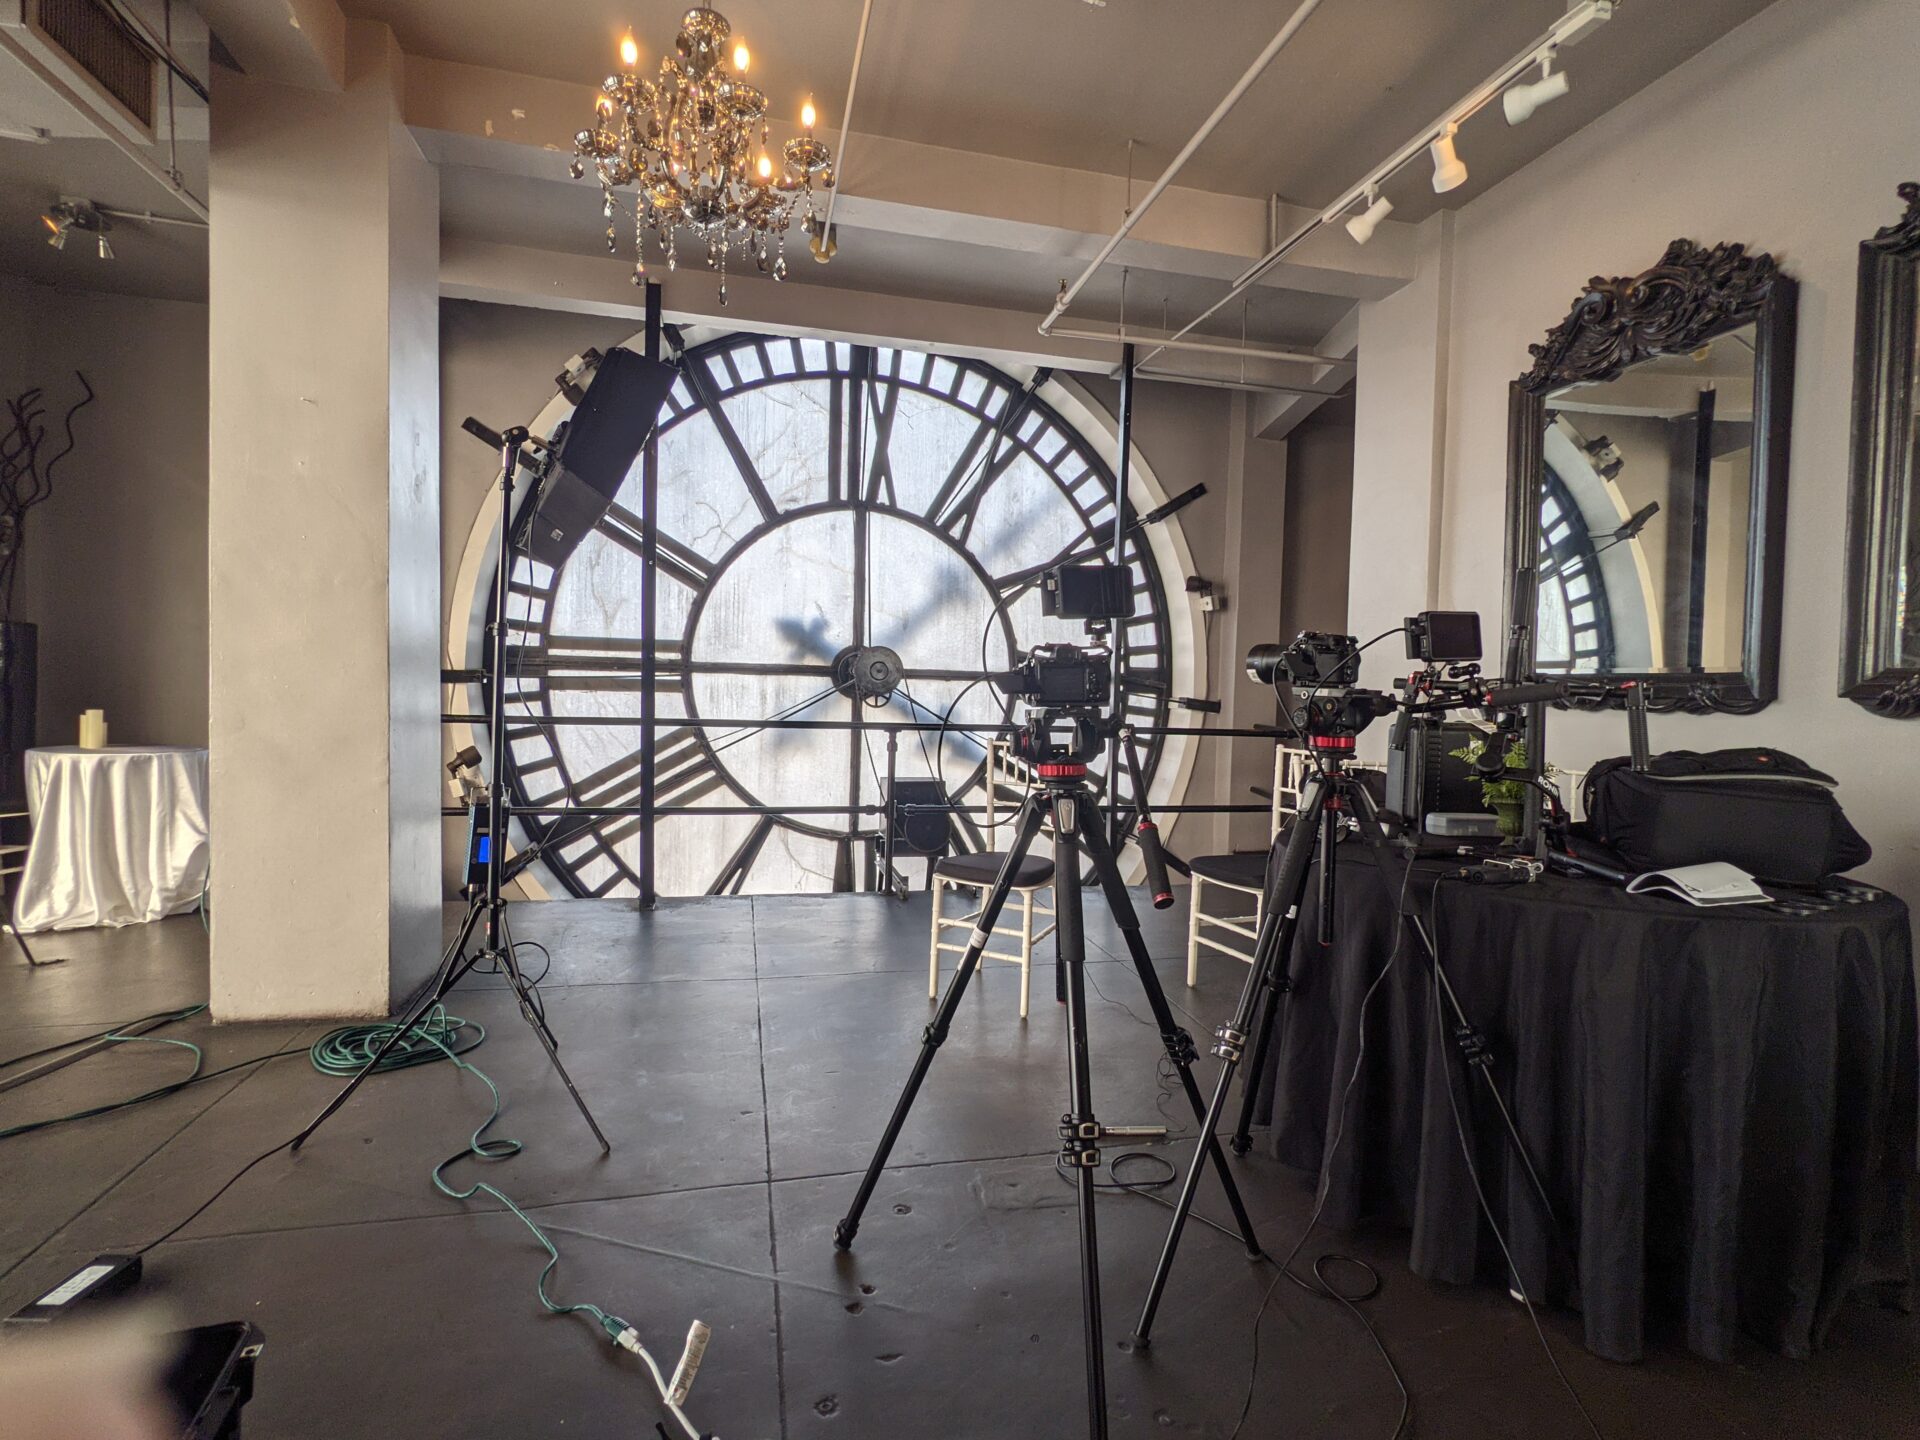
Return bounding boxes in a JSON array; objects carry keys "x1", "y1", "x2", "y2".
[{"x1": 1582, "y1": 747, "x2": 1871, "y2": 885}]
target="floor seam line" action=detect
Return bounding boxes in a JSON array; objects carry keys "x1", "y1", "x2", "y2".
[{"x1": 752, "y1": 897, "x2": 792, "y2": 1440}]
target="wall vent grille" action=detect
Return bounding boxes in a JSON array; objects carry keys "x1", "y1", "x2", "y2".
[{"x1": 34, "y1": 0, "x2": 153, "y2": 129}]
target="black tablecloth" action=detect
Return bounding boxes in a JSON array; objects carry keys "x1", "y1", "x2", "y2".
[{"x1": 1254, "y1": 841, "x2": 1916, "y2": 1363}]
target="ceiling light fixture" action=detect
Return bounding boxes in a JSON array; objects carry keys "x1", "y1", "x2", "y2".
[
  {"x1": 40, "y1": 199, "x2": 111, "y2": 258},
  {"x1": 571, "y1": 6, "x2": 834, "y2": 303},
  {"x1": 1428, "y1": 123, "x2": 1468, "y2": 193},
  {"x1": 1344, "y1": 186, "x2": 1394, "y2": 245},
  {"x1": 1503, "y1": 50, "x2": 1571, "y2": 126}
]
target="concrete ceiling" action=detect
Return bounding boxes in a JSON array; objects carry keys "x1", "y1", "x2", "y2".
[
  {"x1": 0, "y1": 0, "x2": 1787, "y2": 362},
  {"x1": 437, "y1": 161, "x2": 1357, "y2": 344},
  {"x1": 341, "y1": 0, "x2": 1779, "y2": 214}
]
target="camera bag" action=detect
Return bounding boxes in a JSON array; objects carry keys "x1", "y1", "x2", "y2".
[{"x1": 1581, "y1": 747, "x2": 1871, "y2": 886}]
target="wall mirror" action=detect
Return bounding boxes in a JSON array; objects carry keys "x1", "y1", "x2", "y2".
[
  {"x1": 1503, "y1": 240, "x2": 1796, "y2": 711},
  {"x1": 1841, "y1": 182, "x2": 1920, "y2": 717}
]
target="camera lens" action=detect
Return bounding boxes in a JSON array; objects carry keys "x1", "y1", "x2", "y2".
[{"x1": 1245, "y1": 643, "x2": 1285, "y2": 685}]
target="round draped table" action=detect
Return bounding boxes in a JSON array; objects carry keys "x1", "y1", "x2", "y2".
[
  {"x1": 14, "y1": 745, "x2": 210, "y2": 933},
  {"x1": 1253, "y1": 841, "x2": 1915, "y2": 1364}
]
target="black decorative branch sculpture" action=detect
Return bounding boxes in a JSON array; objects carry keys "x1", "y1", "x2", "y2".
[{"x1": 0, "y1": 372, "x2": 94, "y2": 622}]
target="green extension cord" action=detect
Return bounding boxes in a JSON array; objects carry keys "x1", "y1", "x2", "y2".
[
  {"x1": 404, "y1": 1003, "x2": 710, "y2": 1440},
  {"x1": 0, "y1": 1004, "x2": 307, "y2": 1142},
  {"x1": 307, "y1": 1010, "x2": 486, "y2": 1075}
]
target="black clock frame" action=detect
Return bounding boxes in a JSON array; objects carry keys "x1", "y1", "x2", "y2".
[{"x1": 495, "y1": 328, "x2": 1177, "y2": 900}]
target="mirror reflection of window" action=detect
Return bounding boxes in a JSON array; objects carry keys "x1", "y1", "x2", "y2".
[{"x1": 1536, "y1": 323, "x2": 1757, "y2": 674}]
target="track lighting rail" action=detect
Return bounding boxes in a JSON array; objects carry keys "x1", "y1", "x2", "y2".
[{"x1": 1132, "y1": 1, "x2": 1613, "y2": 372}]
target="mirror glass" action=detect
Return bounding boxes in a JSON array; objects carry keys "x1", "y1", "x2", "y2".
[
  {"x1": 1890, "y1": 289, "x2": 1920, "y2": 669},
  {"x1": 1534, "y1": 322, "x2": 1757, "y2": 675}
]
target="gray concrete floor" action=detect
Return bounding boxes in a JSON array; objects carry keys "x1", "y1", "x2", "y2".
[{"x1": 0, "y1": 894, "x2": 1913, "y2": 1439}]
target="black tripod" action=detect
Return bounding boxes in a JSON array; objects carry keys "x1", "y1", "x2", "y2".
[
  {"x1": 1131, "y1": 732, "x2": 1559, "y2": 1348},
  {"x1": 833, "y1": 711, "x2": 1263, "y2": 1440},
  {"x1": 290, "y1": 428, "x2": 609, "y2": 1155}
]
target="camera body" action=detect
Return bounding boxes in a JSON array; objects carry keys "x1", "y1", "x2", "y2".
[
  {"x1": 1246, "y1": 632, "x2": 1361, "y2": 689},
  {"x1": 997, "y1": 643, "x2": 1111, "y2": 707}
]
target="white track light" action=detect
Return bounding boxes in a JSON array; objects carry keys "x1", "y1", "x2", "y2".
[
  {"x1": 1428, "y1": 124, "x2": 1467, "y2": 193},
  {"x1": 1345, "y1": 188, "x2": 1394, "y2": 245},
  {"x1": 1504, "y1": 55, "x2": 1570, "y2": 126}
]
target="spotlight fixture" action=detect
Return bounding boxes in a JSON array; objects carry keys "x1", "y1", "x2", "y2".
[
  {"x1": 1428, "y1": 124, "x2": 1467, "y2": 193},
  {"x1": 1344, "y1": 187, "x2": 1394, "y2": 245},
  {"x1": 1503, "y1": 52, "x2": 1570, "y2": 126},
  {"x1": 39, "y1": 199, "x2": 110, "y2": 257}
]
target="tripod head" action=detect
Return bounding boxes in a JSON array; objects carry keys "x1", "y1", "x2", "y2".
[{"x1": 1246, "y1": 631, "x2": 1395, "y2": 753}]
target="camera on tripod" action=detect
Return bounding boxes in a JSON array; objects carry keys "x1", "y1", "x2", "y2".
[{"x1": 1246, "y1": 631, "x2": 1394, "y2": 746}]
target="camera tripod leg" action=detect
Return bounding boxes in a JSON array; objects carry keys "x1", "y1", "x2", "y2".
[
  {"x1": 290, "y1": 896, "x2": 485, "y2": 1152},
  {"x1": 1131, "y1": 773, "x2": 1329, "y2": 1348},
  {"x1": 833, "y1": 795, "x2": 1050, "y2": 1251},
  {"x1": 1076, "y1": 812, "x2": 1262, "y2": 1256},
  {"x1": 1052, "y1": 793, "x2": 1110, "y2": 1440},
  {"x1": 1344, "y1": 785, "x2": 1565, "y2": 1257}
]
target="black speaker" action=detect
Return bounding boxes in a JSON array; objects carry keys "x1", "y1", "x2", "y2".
[
  {"x1": 889, "y1": 779, "x2": 952, "y2": 858},
  {"x1": 517, "y1": 346, "x2": 678, "y2": 568}
]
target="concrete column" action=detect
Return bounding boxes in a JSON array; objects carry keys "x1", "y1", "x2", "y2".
[
  {"x1": 1348, "y1": 211, "x2": 1454, "y2": 757},
  {"x1": 207, "y1": 22, "x2": 440, "y2": 1020}
]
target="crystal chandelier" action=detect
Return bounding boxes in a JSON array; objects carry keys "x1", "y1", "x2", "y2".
[{"x1": 571, "y1": 7, "x2": 834, "y2": 303}]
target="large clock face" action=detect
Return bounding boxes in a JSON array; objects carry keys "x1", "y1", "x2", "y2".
[{"x1": 489, "y1": 333, "x2": 1180, "y2": 898}]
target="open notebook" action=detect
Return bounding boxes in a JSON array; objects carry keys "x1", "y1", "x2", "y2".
[{"x1": 1624, "y1": 861, "x2": 1771, "y2": 908}]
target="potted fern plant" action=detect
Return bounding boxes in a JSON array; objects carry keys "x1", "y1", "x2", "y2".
[{"x1": 1448, "y1": 734, "x2": 1536, "y2": 838}]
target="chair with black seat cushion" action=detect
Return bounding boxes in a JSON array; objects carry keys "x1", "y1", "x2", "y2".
[
  {"x1": 1185, "y1": 850, "x2": 1268, "y2": 986},
  {"x1": 929, "y1": 850, "x2": 1057, "y2": 1019}
]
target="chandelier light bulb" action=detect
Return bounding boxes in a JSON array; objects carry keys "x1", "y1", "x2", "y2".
[
  {"x1": 1429, "y1": 123, "x2": 1468, "y2": 194},
  {"x1": 1344, "y1": 188, "x2": 1394, "y2": 246},
  {"x1": 572, "y1": 6, "x2": 835, "y2": 300},
  {"x1": 1503, "y1": 57, "x2": 1570, "y2": 126}
]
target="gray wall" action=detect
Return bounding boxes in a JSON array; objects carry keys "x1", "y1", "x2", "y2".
[
  {"x1": 1350, "y1": 0, "x2": 1920, "y2": 901},
  {"x1": 0, "y1": 275, "x2": 209, "y2": 750},
  {"x1": 1281, "y1": 393, "x2": 1354, "y2": 640}
]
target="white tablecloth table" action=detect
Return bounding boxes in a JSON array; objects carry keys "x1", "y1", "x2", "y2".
[{"x1": 15, "y1": 746, "x2": 210, "y2": 932}]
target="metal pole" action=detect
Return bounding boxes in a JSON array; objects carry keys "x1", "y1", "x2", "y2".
[
  {"x1": 639, "y1": 282, "x2": 663, "y2": 909},
  {"x1": 1109, "y1": 344, "x2": 1134, "y2": 847},
  {"x1": 1038, "y1": 0, "x2": 1324, "y2": 334}
]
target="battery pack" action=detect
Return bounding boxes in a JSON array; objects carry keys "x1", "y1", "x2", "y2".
[{"x1": 5, "y1": 1253, "x2": 142, "y2": 1324}]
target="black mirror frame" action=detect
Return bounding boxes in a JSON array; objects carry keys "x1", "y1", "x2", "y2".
[
  {"x1": 1502, "y1": 239, "x2": 1797, "y2": 713},
  {"x1": 1840, "y1": 182, "x2": 1920, "y2": 718}
]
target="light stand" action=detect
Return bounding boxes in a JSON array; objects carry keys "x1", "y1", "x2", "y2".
[{"x1": 290, "y1": 427, "x2": 610, "y2": 1154}]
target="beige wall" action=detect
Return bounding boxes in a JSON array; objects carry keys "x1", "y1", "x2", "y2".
[
  {"x1": 1352, "y1": 0, "x2": 1920, "y2": 899},
  {"x1": 208, "y1": 22, "x2": 442, "y2": 1019},
  {"x1": 0, "y1": 276, "x2": 208, "y2": 751}
]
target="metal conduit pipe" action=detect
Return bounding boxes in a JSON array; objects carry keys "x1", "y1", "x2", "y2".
[{"x1": 1036, "y1": 0, "x2": 1325, "y2": 335}]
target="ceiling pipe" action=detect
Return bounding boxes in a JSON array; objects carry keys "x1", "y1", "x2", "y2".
[
  {"x1": 1122, "y1": 365, "x2": 1349, "y2": 398},
  {"x1": 816, "y1": 0, "x2": 874, "y2": 249},
  {"x1": 1037, "y1": 0, "x2": 1324, "y2": 336},
  {"x1": 1135, "y1": 0, "x2": 1612, "y2": 370},
  {"x1": 1052, "y1": 324, "x2": 1349, "y2": 369}
]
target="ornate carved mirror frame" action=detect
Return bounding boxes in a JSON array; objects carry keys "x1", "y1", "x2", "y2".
[
  {"x1": 1502, "y1": 240, "x2": 1797, "y2": 712},
  {"x1": 1841, "y1": 183, "x2": 1920, "y2": 717}
]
